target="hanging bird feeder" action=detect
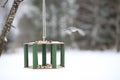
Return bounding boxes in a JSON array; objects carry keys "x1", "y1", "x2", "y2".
[{"x1": 23, "y1": 0, "x2": 65, "y2": 69}]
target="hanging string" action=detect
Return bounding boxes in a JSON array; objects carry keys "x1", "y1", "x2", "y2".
[{"x1": 42, "y1": 0, "x2": 46, "y2": 41}]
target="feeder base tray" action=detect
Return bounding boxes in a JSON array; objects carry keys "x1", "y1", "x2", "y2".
[{"x1": 28, "y1": 64, "x2": 63, "y2": 69}]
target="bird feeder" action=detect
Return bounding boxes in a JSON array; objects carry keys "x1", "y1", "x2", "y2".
[{"x1": 24, "y1": 0, "x2": 65, "y2": 69}]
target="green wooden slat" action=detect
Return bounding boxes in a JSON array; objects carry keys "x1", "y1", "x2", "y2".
[
  {"x1": 60, "y1": 44, "x2": 65, "y2": 67},
  {"x1": 32, "y1": 44, "x2": 38, "y2": 69},
  {"x1": 24, "y1": 44, "x2": 29, "y2": 67},
  {"x1": 51, "y1": 44, "x2": 57, "y2": 68},
  {"x1": 42, "y1": 44, "x2": 47, "y2": 66},
  {"x1": 50, "y1": 45, "x2": 52, "y2": 64}
]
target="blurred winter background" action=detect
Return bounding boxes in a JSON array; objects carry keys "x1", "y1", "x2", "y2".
[
  {"x1": 0, "y1": 0, "x2": 120, "y2": 80},
  {"x1": 0, "y1": 0, "x2": 120, "y2": 51}
]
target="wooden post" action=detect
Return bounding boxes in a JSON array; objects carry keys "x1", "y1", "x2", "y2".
[
  {"x1": 60, "y1": 44, "x2": 65, "y2": 67},
  {"x1": 24, "y1": 44, "x2": 28, "y2": 67},
  {"x1": 32, "y1": 44, "x2": 38, "y2": 69},
  {"x1": 51, "y1": 44, "x2": 57, "y2": 68},
  {"x1": 42, "y1": 44, "x2": 47, "y2": 66}
]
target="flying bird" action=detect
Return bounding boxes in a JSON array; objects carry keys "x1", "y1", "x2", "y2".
[{"x1": 64, "y1": 27, "x2": 86, "y2": 36}]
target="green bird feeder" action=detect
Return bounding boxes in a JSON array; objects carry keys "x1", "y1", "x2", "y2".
[{"x1": 24, "y1": 0, "x2": 65, "y2": 69}]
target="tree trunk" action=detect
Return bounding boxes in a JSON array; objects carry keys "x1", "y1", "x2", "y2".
[
  {"x1": 116, "y1": 0, "x2": 120, "y2": 52},
  {"x1": 116, "y1": 16, "x2": 120, "y2": 52},
  {"x1": 0, "y1": 0, "x2": 23, "y2": 56}
]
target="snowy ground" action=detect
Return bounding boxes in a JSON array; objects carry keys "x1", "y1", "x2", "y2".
[{"x1": 0, "y1": 48, "x2": 120, "y2": 80}]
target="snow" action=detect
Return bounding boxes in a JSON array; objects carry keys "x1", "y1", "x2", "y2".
[{"x1": 0, "y1": 48, "x2": 120, "y2": 80}]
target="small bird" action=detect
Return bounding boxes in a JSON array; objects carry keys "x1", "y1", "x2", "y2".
[{"x1": 64, "y1": 27, "x2": 86, "y2": 36}]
